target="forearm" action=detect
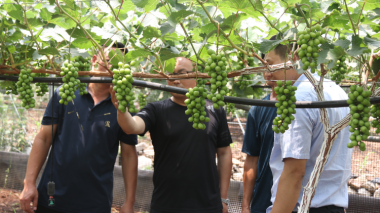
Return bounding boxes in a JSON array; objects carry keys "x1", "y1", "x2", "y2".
[
  {"x1": 118, "y1": 111, "x2": 138, "y2": 134},
  {"x1": 24, "y1": 138, "x2": 52, "y2": 186},
  {"x1": 217, "y1": 149, "x2": 232, "y2": 199},
  {"x1": 121, "y1": 149, "x2": 138, "y2": 205},
  {"x1": 242, "y1": 159, "x2": 257, "y2": 209},
  {"x1": 271, "y1": 159, "x2": 306, "y2": 213}
]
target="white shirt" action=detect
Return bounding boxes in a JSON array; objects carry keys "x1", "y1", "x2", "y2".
[{"x1": 266, "y1": 73, "x2": 352, "y2": 213}]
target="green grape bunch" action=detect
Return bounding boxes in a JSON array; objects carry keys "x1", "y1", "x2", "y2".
[
  {"x1": 331, "y1": 55, "x2": 348, "y2": 84},
  {"x1": 58, "y1": 62, "x2": 82, "y2": 105},
  {"x1": 204, "y1": 49, "x2": 229, "y2": 109},
  {"x1": 226, "y1": 91, "x2": 236, "y2": 115},
  {"x1": 31, "y1": 61, "x2": 49, "y2": 96},
  {"x1": 72, "y1": 56, "x2": 92, "y2": 71},
  {"x1": 112, "y1": 62, "x2": 137, "y2": 113},
  {"x1": 16, "y1": 67, "x2": 36, "y2": 109},
  {"x1": 297, "y1": 24, "x2": 327, "y2": 73},
  {"x1": 347, "y1": 85, "x2": 372, "y2": 151},
  {"x1": 138, "y1": 93, "x2": 148, "y2": 110},
  {"x1": 371, "y1": 104, "x2": 380, "y2": 134},
  {"x1": 272, "y1": 80, "x2": 297, "y2": 134},
  {"x1": 185, "y1": 79, "x2": 210, "y2": 130},
  {"x1": 236, "y1": 74, "x2": 254, "y2": 90}
]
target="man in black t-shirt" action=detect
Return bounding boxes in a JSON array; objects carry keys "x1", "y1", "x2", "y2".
[{"x1": 111, "y1": 57, "x2": 233, "y2": 213}]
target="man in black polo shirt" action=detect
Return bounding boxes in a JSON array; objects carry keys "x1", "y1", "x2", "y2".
[
  {"x1": 111, "y1": 57, "x2": 233, "y2": 213},
  {"x1": 19, "y1": 43, "x2": 138, "y2": 213}
]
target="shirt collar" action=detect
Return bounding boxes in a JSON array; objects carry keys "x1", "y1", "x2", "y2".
[{"x1": 293, "y1": 72, "x2": 319, "y2": 88}]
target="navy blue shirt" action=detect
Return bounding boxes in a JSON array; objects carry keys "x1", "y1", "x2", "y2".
[
  {"x1": 242, "y1": 94, "x2": 277, "y2": 213},
  {"x1": 37, "y1": 86, "x2": 137, "y2": 213}
]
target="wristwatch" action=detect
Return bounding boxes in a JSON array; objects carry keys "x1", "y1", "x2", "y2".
[{"x1": 221, "y1": 198, "x2": 230, "y2": 205}]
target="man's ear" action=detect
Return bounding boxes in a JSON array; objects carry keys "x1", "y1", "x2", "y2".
[{"x1": 92, "y1": 55, "x2": 97, "y2": 64}]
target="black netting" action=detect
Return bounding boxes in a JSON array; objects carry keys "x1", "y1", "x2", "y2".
[{"x1": 1, "y1": 86, "x2": 380, "y2": 213}]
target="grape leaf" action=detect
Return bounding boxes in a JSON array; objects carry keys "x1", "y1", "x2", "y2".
[
  {"x1": 363, "y1": 37, "x2": 380, "y2": 50},
  {"x1": 333, "y1": 40, "x2": 350, "y2": 50},
  {"x1": 7, "y1": 10, "x2": 24, "y2": 22},
  {"x1": 143, "y1": 26, "x2": 161, "y2": 39},
  {"x1": 259, "y1": 39, "x2": 284, "y2": 54},
  {"x1": 62, "y1": 0, "x2": 76, "y2": 10},
  {"x1": 38, "y1": 47, "x2": 60, "y2": 55},
  {"x1": 347, "y1": 35, "x2": 367, "y2": 57},
  {"x1": 160, "y1": 22, "x2": 176, "y2": 35},
  {"x1": 7, "y1": 46, "x2": 16, "y2": 54},
  {"x1": 168, "y1": 10, "x2": 193, "y2": 27},
  {"x1": 164, "y1": 58, "x2": 176, "y2": 73},
  {"x1": 40, "y1": 8, "x2": 52, "y2": 22},
  {"x1": 159, "y1": 49, "x2": 181, "y2": 61},
  {"x1": 71, "y1": 38, "x2": 93, "y2": 49},
  {"x1": 124, "y1": 47, "x2": 152, "y2": 63},
  {"x1": 131, "y1": 0, "x2": 159, "y2": 12}
]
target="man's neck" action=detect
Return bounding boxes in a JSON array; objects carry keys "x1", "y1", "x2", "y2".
[
  {"x1": 170, "y1": 96, "x2": 186, "y2": 106},
  {"x1": 88, "y1": 83, "x2": 111, "y2": 105},
  {"x1": 270, "y1": 87, "x2": 278, "y2": 101}
]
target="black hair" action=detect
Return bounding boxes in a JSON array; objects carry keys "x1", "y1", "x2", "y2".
[
  {"x1": 98, "y1": 42, "x2": 128, "y2": 55},
  {"x1": 261, "y1": 35, "x2": 295, "y2": 60}
]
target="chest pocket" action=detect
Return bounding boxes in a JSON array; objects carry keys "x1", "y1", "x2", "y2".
[{"x1": 92, "y1": 112, "x2": 118, "y2": 140}]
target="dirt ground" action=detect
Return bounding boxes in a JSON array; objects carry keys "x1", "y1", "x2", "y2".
[{"x1": 0, "y1": 188, "x2": 143, "y2": 213}]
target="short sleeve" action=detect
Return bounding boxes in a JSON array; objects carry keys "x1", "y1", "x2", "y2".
[
  {"x1": 242, "y1": 107, "x2": 261, "y2": 156},
  {"x1": 278, "y1": 108, "x2": 316, "y2": 160},
  {"x1": 41, "y1": 87, "x2": 62, "y2": 125},
  {"x1": 216, "y1": 107, "x2": 233, "y2": 148},
  {"x1": 119, "y1": 131, "x2": 138, "y2": 145},
  {"x1": 135, "y1": 103, "x2": 157, "y2": 136}
]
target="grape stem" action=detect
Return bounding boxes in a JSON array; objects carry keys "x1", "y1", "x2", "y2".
[
  {"x1": 103, "y1": 1, "x2": 165, "y2": 74},
  {"x1": 55, "y1": 0, "x2": 112, "y2": 75},
  {"x1": 295, "y1": 4, "x2": 311, "y2": 28},
  {"x1": 247, "y1": 0, "x2": 282, "y2": 35},
  {"x1": 197, "y1": 0, "x2": 256, "y2": 57},
  {"x1": 343, "y1": 0, "x2": 357, "y2": 35}
]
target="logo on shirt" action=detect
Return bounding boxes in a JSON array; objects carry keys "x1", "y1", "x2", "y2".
[{"x1": 105, "y1": 121, "x2": 110, "y2": 128}]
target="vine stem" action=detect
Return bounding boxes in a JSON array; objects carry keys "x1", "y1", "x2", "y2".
[
  {"x1": 104, "y1": 1, "x2": 165, "y2": 73},
  {"x1": 248, "y1": 0, "x2": 282, "y2": 34},
  {"x1": 197, "y1": 0, "x2": 259, "y2": 59},
  {"x1": 343, "y1": 0, "x2": 357, "y2": 35},
  {"x1": 55, "y1": 0, "x2": 112, "y2": 75},
  {"x1": 17, "y1": 0, "x2": 56, "y2": 71},
  {"x1": 295, "y1": 4, "x2": 311, "y2": 28}
]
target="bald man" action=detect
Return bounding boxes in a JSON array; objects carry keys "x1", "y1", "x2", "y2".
[{"x1": 111, "y1": 57, "x2": 233, "y2": 213}]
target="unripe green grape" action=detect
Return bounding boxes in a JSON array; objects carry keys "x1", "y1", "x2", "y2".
[
  {"x1": 273, "y1": 81, "x2": 297, "y2": 133},
  {"x1": 347, "y1": 86, "x2": 371, "y2": 150}
]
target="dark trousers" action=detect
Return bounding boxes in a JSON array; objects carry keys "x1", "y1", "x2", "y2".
[
  {"x1": 292, "y1": 205, "x2": 345, "y2": 213},
  {"x1": 35, "y1": 205, "x2": 64, "y2": 213}
]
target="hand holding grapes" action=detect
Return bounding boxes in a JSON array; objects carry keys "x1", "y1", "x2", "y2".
[{"x1": 110, "y1": 86, "x2": 127, "y2": 114}]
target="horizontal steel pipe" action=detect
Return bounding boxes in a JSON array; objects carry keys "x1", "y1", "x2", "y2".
[{"x1": 1, "y1": 75, "x2": 380, "y2": 108}]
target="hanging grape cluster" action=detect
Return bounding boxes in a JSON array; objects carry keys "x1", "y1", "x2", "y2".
[
  {"x1": 330, "y1": 55, "x2": 348, "y2": 84},
  {"x1": 272, "y1": 80, "x2": 297, "y2": 134},
  {"x1": 347, "y1": 85, "x2": 371, "y2": 151},
  {"x1": 16, "y1": 67, "x2": 35, "y2": 109},
  {"x1": 205, "y1": 49, "x2": 228, "y2": 109},
  {"x1": 297, "y1": 24, "x2": 326, "y2": 73},
  {"x1": 72, "y1": 56, "x2": 91, "y2": 95},
  {"x1": 371, "y1": 104, "x2": 380, "y2": 135},
  {"x1": 4, "y1": 75, "x2": 19, "y2": 95},
  {"x1": 226, "y1": 91, "x2": 236, "y2": 114},
  {"x1": 138, "y1": 93, "x2": 147, "y2": 110},
  {"x1": 30, "y1": 61, "x2": 49, "y2": 96},
  {"x1": 185, "y1": 79, "x2": 210, "y2": 130},
  {"x1": 236, "y1": 54, "x2": 256, "y2": 89},
  {"x1": 112, "y1": 62, "x2": 137, "y2": 113},
  {"x1": 58, "y1": 62, "x2": 81, "y2": 105}
]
